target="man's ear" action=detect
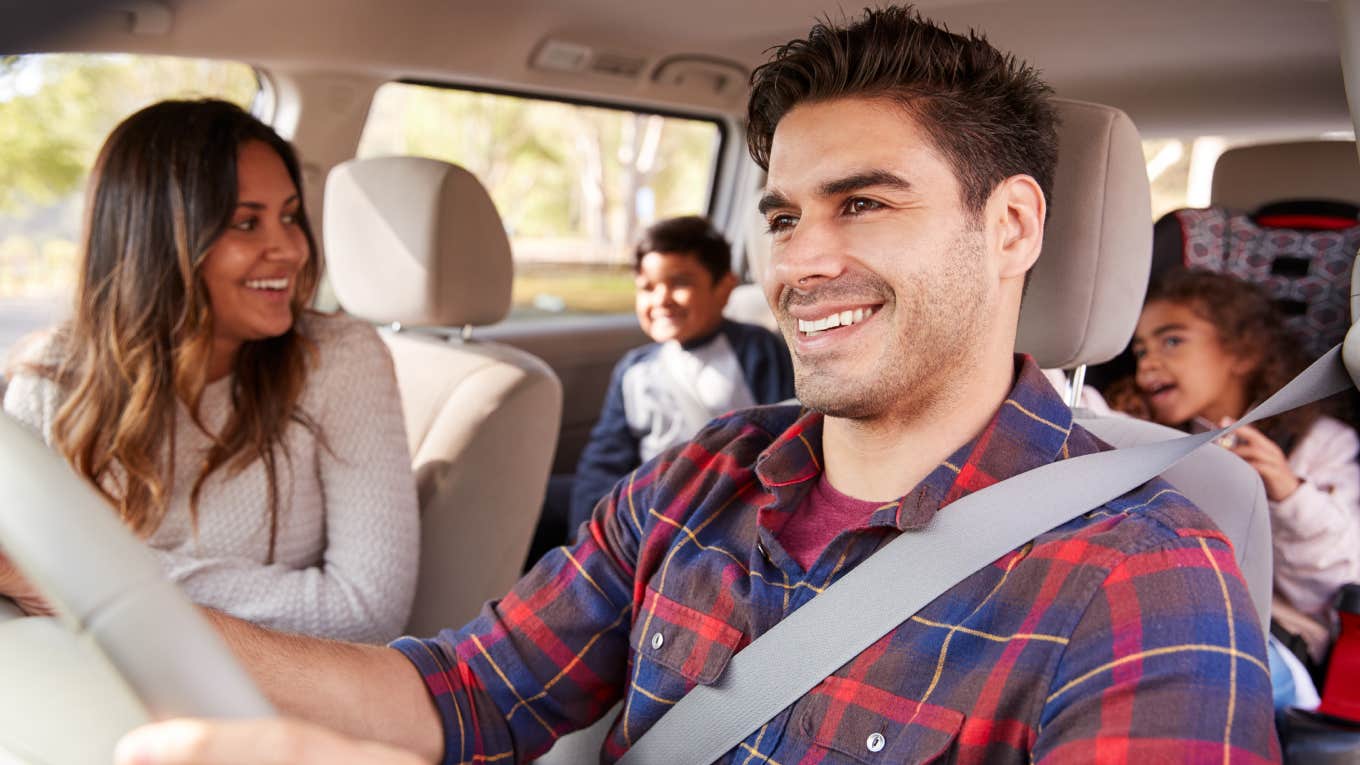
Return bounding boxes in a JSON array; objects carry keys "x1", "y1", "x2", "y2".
[{"x1": 988, "y1": 174, "x2": 1046, "y2": 280}]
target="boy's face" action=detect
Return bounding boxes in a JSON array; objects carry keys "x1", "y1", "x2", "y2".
[{"x1": 634, "y1": 250, "x2": 735, "y2": 344}]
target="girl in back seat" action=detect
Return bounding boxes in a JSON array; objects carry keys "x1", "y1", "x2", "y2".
[
  {"x1": 1117, "y1": 268, "x2": 1360, "y2": 666},
  {"x1": 0, "y1": 99, "x2": 418, "y2": 643}
]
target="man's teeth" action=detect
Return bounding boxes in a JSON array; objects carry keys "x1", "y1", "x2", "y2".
[
  {"x1": 245, "y1": 278, "x2": 288, "y2": 290},
  {"x1": 798, "y1": 307, "x2": 874, "y2": 335}
]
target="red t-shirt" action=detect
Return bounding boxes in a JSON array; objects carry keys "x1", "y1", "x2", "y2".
[{"x1": 778, "y1": 473, "x2": 883, "y2": 570}]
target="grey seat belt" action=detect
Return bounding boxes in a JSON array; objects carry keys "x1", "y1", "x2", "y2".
[{"x1": 618, "y1": 343, "x2": 1352, "y2": 765}]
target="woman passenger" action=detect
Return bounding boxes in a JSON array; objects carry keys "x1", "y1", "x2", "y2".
[
  {"x1": 2, "y1": 99, "x2": 419, "y2": 642},
  {"x1": 1118, "y1": 268, "x2": 1360, "y2": 664}
]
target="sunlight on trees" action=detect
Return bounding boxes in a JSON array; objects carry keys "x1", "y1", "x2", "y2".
[
  {"x1": 357, "y1": 82, "x2": 720, "y2": 317},
  {"x1": 0, "y1": 54, "x2": 256, "y2": 352}
]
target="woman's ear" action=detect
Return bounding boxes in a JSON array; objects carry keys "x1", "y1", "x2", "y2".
[{"x1": 988, "y1": 174, "x2": 1046, "y2": 281}]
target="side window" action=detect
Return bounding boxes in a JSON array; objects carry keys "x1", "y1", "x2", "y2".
[
  {"x1": 357, "y1": 82, "x2": 724, "y2": 320},
  {"x1": 0, "y1": 54, "x2": 259, "y2": 358}
]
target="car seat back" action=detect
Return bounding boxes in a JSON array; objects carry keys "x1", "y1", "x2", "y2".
[{"x1": 325, "y1": 156, "x2": 564, "y2": 634}]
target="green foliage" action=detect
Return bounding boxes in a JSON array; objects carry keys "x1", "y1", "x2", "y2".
[
  {"x1": 0, "y1": 54, "x2": 257, "y2": 216},
  {"x1": 358, "y1": 82, "x2": 718, "y2": 267}
]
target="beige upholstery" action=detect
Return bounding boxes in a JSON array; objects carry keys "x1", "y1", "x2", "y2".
[
  {"x1": 723, "y1": 283, "x2": 777, "y2": 331},
  {"x1": 1018, "y1": 99, "x2": 1270, "y2": 628},
  {"x1": 326, "y1": 156, "x2": 513, "y2": 327},
  {"x1": 1211, "y1": 140, "x2": 1360, "y2": 211},
  {"x1": 325, "y1": 156, "x2": 563, "y2": 634},
  {"x1": 1016, "y1": 99, "x2": 1153, "y2": 370}
]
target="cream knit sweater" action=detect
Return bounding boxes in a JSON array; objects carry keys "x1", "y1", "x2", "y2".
[{"x1": 3, "y1": 312, "x2": 419, "y2": 643}]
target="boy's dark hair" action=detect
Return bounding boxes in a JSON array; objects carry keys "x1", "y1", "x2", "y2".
[
  {"x1": 746, "y1": 5, "x2": 1058, "y2": 216},
  {"x1": 634, "y1": 215, "x2": 732, "y2": 283}
]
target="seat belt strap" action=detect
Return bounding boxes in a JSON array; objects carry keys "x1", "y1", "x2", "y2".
[{"x1": 618, "y1": 344, "x2": 1351, "y2": 765}]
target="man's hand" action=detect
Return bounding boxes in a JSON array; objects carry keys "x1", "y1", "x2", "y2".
[
  {"x1": 0, "y1": 549, "x2": 53, "y2": 616},
  {"x1": 113, "y1": 718, "x2": 429, "y2": 765}
]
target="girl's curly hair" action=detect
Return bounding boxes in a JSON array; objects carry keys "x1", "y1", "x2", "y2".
[{"x1": 1131, "y1": 268, "x2": 1324, "y2": 450}]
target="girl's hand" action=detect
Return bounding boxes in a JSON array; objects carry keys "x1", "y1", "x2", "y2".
[
  {"x1": 1220, "y1": 419, "x2": 1302, "y2": 502},
  {"x1": 0, "y1": 550, "x2": 53, "y2": 616}
]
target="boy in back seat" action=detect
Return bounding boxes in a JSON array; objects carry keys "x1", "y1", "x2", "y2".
[{"x1": 568, "y1": 215, "x2": 794, "y2": 529}]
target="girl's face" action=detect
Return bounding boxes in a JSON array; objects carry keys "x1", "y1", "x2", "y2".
[
  {"x1": 200, "y1": 140, "x2": 310, "y2": 369},
  {"x1": 1131, "y1": 300, "x2": 1254, "y2": 427}
]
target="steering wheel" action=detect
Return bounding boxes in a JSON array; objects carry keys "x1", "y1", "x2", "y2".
[{"x1": 0, "y1": 412, "x2": 273, "y2": 761}]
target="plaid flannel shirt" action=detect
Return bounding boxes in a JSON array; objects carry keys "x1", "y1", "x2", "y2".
[{"x1": 394, "y1": 356, "x2": 1279, "y2": 764}]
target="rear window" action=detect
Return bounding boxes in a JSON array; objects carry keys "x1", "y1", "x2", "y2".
[
  {"x1": 357, "y1": 82, "x2": 724, "y2": 320},
  {"x1": 1141, "y1": 136, "x2": 1332, "y2": 220},
  {"x1": 0, "y1": 53, "x2": 259, "y2": 358}
]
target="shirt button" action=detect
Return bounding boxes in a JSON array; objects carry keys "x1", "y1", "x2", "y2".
[
  {"x1": 650, "y1": 632, "x2": 664, "y2": 650},
  {"x1": 866, "y1": 732, "x2": 885, "y2": 753}
]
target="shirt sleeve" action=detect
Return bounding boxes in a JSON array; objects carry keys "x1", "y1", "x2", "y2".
[
  {"x1": 570, "y1": 355, "x2": 642, "y2": 529},
  {"x1": 393, "y1": 461, "x2": 647, "y2": 764},
  {"x1": 1033, "y1": 529, "x2": 1279, "y2": 763},
  {"x1": 156, "y1": 319, "x2": 421, "y2": 644},
  {"x1": 1270, "y1": 418, "x2": 1360, "y2": 620}
]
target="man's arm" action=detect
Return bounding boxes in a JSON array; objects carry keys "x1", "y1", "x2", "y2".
[
  {"x1": 205, "y1": 611, "x2": 444, "y2": 763},
  {"x1": 1033, "y1": 528, "x2": 1280, "y2": 762}
]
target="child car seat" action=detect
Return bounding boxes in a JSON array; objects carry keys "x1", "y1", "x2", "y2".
[
  {"x1": 1086, "y1": 140, "x2": 1360, "y2": 389},
  {"x1": 1153, "y1": 200, "x2": 1360, "y2": 360}
]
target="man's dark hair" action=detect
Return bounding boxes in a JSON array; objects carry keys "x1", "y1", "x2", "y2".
[
  {"x1": 747, "y1": 5, "x2": 1058, "y2": 216},
  {"x1": 634, "y1": 215, "x2": 732, "y2": 283}
]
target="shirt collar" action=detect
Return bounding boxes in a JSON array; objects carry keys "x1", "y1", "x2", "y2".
[{"x1": 754, "y1": 355, "x2": 1074, "y2": 532}]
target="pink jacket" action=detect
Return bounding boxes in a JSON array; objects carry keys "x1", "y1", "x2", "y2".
[{"x1": 1272, "y1": 415, "x2": 1360, "y2": 640}]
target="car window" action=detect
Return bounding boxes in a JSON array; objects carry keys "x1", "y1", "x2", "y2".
[
  {"x1": 1142, "y1": 135, "x2": 1344, "y2": 220},
  {"x1": 0, "y1": 53, "x2": 259, "y2": 359},
  {"x1": 357, "y1": 82, "x2": 724, "y2": 320}
]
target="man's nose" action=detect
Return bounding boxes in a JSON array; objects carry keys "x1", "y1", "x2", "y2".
[{"x1": 769, "y1": 216, "x2": 848, "y2": 292}]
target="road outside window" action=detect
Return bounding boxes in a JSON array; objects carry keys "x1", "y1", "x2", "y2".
[
  {"x1": 357, "y1": 82, "x2": 722, "y2": 320},
  {"x1": 0, "y1": 54, "x2": 258, "y2": 360}
]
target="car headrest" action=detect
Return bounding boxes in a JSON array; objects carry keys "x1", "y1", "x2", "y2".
[
  {"x1": 1016, "y1": 99, "x2": 1153, "y2": 370},
  {"x1": 1211, "y1": 140, "x2": 1360, "y2": 211},
  {"x1": 324, "y1": 156, "x2": 513, "y2": 328}
]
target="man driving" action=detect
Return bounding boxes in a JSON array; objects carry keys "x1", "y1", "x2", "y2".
[{"x1": 12, "y1": 5, "x2": 1280, "y2": 763}]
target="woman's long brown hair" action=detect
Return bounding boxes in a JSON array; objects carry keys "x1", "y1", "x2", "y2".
[
  {"x1": 1143, "y1": 269, "x2": 1322, "y2": 451},
  {"x1": 45, "y1": 99, "x2": 323, "y2": 558}
]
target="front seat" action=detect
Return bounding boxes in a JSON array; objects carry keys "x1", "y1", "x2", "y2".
[
  {"x1": 1018, "y1": 99, "x2": 1273, "y2": 626},
  {"x1": 324, "y1": 156, "x2": 564, "y2": 634}
]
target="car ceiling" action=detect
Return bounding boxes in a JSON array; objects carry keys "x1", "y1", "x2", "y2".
[{"x1": 11, "y1": 0, "x2": 1351, "y2": 138}]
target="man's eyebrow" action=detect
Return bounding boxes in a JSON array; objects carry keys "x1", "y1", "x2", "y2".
[
  {"x1": 1152, "y1": 323, "x2": 1188, "y2": 336},
  {"x1": 757, "y1": 190, "x2": 792, "y2": 216},
  {"x1": 818, "y1": 170, "x2": 912, "y2": 198}
]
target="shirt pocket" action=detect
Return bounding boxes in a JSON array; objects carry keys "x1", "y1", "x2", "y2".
[
  {"x1": 786, "y1": 675, "x2": 964, "y2": 765},
  {"x1": 629, "y1": 586, "x2": 744, "y2": 692}
]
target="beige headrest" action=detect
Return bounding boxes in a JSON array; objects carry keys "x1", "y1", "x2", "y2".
[
  {"x1": 1016, "y1": 99, "x2": 1152, "y2": 370},
  {"x1": 324, "y1": 157, "x2": 513, "y2": 327},
  {"x1": 1211, "y1": 140, "x2": 1360, "y2": 211}
]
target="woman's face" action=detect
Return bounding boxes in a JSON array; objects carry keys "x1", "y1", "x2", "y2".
[
  {"x1": 1131, "y1": 300, "x2": 1253, "y2": 426},
  {"x1": 200, "y1": 140, "x2": 309, "y2": 366}
]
